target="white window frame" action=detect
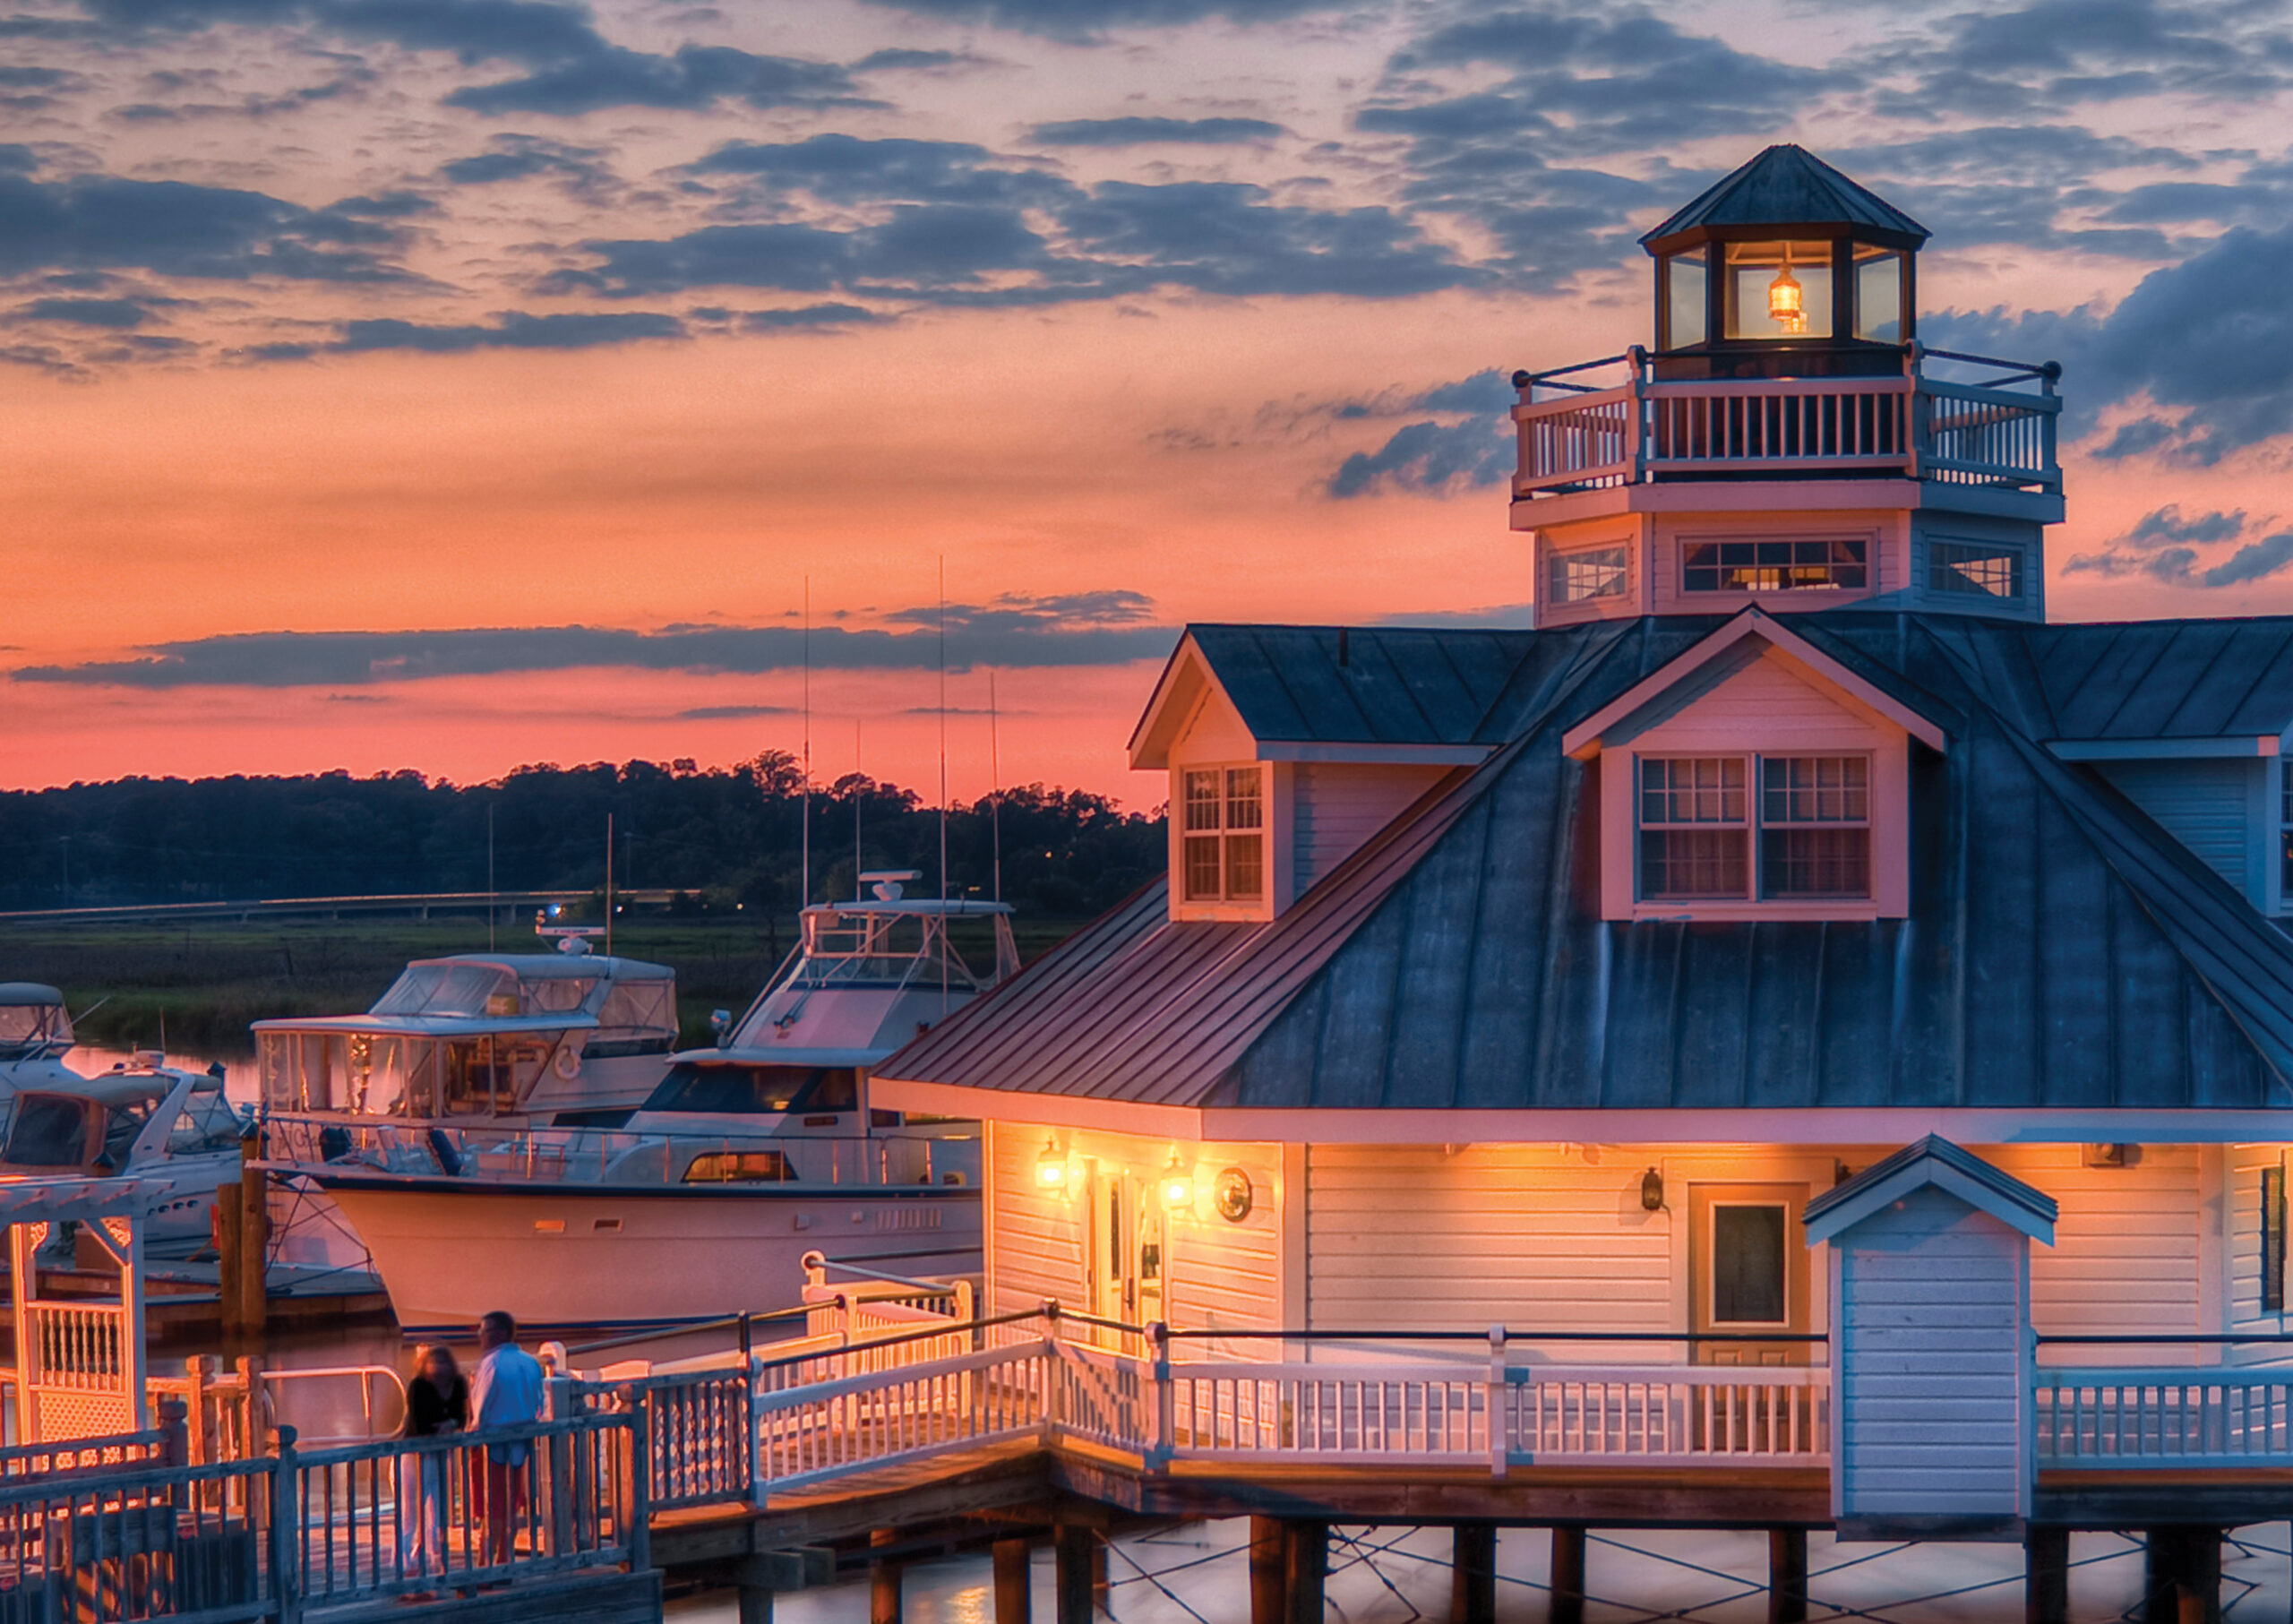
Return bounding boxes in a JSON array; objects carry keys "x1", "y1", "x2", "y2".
[
  {"x1": 1548, "y1": 543, "x2": 1632, "y2": 607},
  {"x1": 1705, "y1": 1199, "x2": 1795, "y2": 1331},
  {"x1": 1636, "y1": 752, "x2": 1874, "y2": 905},
  {"x1": 1178, "y1": 763, "x2": 1267, "y2": 908}
]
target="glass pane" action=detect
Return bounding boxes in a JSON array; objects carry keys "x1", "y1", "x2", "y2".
[
  {"x1": 526, "y1": 976, "x2": 596, "y2": 1014},
  {"x1": 1712, "y1": 1205, "x2": 1787, "y2": 1324},
  {"x1": 1724, "y1": 242, "x2": 1832, "y2": 339},
  {"x1": 5, "y1": 1097, "x2": 92, "y2": 1168},
  {"x1": 1182, "y1": 835, "x2": 1223, "y2": 901},
  {"x1": 1682, "y1": 537, "x2": 1864, "y2": 594},
  {"x1": 1640, "y1": 758, "x2": 1746, "y2": 824},
  {"x1": 1182, "y1": 769, "x2": 1221, "y2": 831},
  {"x1": 1667, "y1": 252, "x2": 1706, "y2": 348},
  {"x1": 1760, "y1": 757, "x2": 1868, "y2": 824},
  {"x1": 1639, "y1": 829, "x2": 1748, "y2": 899},
  {"x1": 1929, "y1": 542, "x2": 2021, "y2": 599},
  {"x1": 1761, "y1": 828, "x2": 1872, "y2": 898},
  {"x1": 1549, "y1": 545, "x2": 1629, "y2": 605},
  {"x1": 1224, "y1": 766, "x2": 1263, "y2": 830},
  {"x1": 1224, "y1": 833, "x2": 1264, "y2": 899},
  {"x1": 1855, "y1": 249, "x2": 1902, "y2": 343},
  {"x1": 2265, "y1": 1164, "x2": 2286, "y2": 1313}
]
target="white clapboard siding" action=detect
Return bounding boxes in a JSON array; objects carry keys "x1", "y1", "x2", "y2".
[
  {"x1": 1834, "y1": 1187, "x2": 2026, "y2": 1518},
  {"x1": 989, "y1": 1122, "x2": 1087, "y2": 1319},
  {"x1": 1292, "y1": 764, "x2": 1447, "y2": 896},
  {"x1": 1307, "y1": 1146, "x2": 1673, "y2": 1334},
  {"x1": 2093, "y1": 759, "x2": 2256, "y2": 895},
  {"x1": 1987, "y1": 1145, "x2": 2200, "y2": 1344},
  {"x1": 1628, "y1": 649, "x2": 1888, "y2": 753},
  {"x1": 2224, "y1": 1144, "x2": 2293, "y2": 1362}
]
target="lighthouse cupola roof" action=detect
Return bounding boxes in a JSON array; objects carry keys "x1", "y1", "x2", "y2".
[{"x1": 1641, "y1": 144, "x2": 1928, "y2": 254}]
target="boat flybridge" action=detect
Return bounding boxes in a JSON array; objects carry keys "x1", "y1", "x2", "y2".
[
  {"x1": 252, "y1": 936, "x2": 681, "y2": 1134},
  {"x1": 0, "y1": 984, "x2": 82, "y2": 1108},
  {"x1": 267, "y1": 875, "x2": 1016, "y2": 1336}
]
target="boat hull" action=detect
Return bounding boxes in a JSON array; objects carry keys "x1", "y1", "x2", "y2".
[{"x1": 305, "y1": 1173, "x2": 981, "y2": 1336}]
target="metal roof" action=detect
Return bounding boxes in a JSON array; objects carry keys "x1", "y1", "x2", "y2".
[
  {"x1": 2024, "y1": 618, "x2": 2293, "y2": 740},
  {"x1": 880, "y1": 612, "x2": 2293, "y2": 1115},
  {"x1": 1640, "y1": 144, "x2": 1929, "y2": 247},
  {"x1": 1803, "y1": 1135, "x2": 2058, "y2": 1244}
]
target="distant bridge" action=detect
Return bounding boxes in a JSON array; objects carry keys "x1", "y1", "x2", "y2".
[{"x1": 0, "y1": 889, "x2": 687, "y2": 926}]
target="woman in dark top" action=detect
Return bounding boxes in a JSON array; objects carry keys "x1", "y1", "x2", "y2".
[{"x1": 400, "y1": 1345, "x2": 468, "y2": 1576}]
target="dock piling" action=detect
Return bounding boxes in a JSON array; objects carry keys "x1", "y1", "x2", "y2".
[
  {"x1": 870, "y1": 1527, "x2": 904, "y2": 1624},
  {"x1": 1053, "y1": 1525, "x2": 1095, "y2": 1624},
  {"x1": 992, "y1": 1537, "x2": 1032, "y2": 1624},
  {"x1": 2024, "y1": 1527, "x2": 2069, "y2": 1624},
  {"x1": 1282, "y1": 1522, "x2": 1327, "y2": 1624},
  {"x1": 1768, "y1": 1528, "x2": 1808, "y2": 1624},
  {"x1": 2143, "y1": 1528, "x2": 2221, "y2": 1624},
  {"x1": 1550, "y1": 1526, "x2": 1587, "y2": 1624},
  {"x1": 1452, "y1": 1523, "x2": 1496, "y2": 1623}
]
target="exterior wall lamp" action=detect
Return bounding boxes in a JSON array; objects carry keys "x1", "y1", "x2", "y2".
[
  {"x1": 1161, "y1": 1153, "x2": 1195, "y2": 1213},
  {"x1": 1035, "y1": 1136, "x2": 1069, "y2": 1192},
  {"x1": 1640, "y1": 1167, "x2": 1666, "y2": 1212}
]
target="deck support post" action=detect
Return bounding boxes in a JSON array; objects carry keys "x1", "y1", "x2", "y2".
[
  {"x1": 1250, "y1": 1517, "x2": 1287, "y2": 1624},
  {"x1": 2023, "y1": 1527, "x2": 2069, "y2": 1624},
  {"x1": 1452, "y1": 1523, "x2": 1497, "y2": 1624},
  {"x1": 1768, "y1": 1528, "x2": 1807, "y2": 1624},
  {"x1": 2144, "y1": 1527, "x2": 2221, "y2": 1624},
  {"x1": 870, "y1": 1529, "x2": 903, "y2": 1624},
  {"x1": 1283, "y1": 1521, "x2": 1327, "y2": 1624},
  {"x1": 1550, "y1": 1525, "x2": 1586, "y2": 1624},
  {"x1": 735, "y1": 1584, "x2": 773, "y2": 1624},
  {"x1": 1053, "y1": 1525, "x2": 1095, "y2": 1624},
  {"x1": 992, "y1": 1538, "x2": 1032, "y2": 1624}
]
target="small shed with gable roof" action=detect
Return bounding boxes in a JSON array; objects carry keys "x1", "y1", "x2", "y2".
[{"x1": 1804, "y1": 1138, "x2": 2057, "y2": 1535}]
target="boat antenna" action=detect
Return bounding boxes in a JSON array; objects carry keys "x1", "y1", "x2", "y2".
[
  {"x1": 605, "y1": 811, "x2": 614, "y2": 958},
  {"x1": 800, "y1": 575, "x2": 811, "y2": 914},
  {"x1": 487, "y1": 800, "x2": 496, "y2": 951},
  {"x1": 989, "y1": 667, "x2": 1001, "y2": 905},
  {"x1": 938, "y1": 559, "x2": 950, "y2": 1013},
  {"x1": 853, "y1": 719, "x2": 863, "y2": 901}
]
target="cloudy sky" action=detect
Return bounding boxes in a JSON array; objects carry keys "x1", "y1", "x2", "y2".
[{"x1": 3, "y1": 0, "x2": 2290, "y2": 803}]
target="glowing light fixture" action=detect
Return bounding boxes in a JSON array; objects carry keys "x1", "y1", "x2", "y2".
[
  {"x1": 1161, "y1": 1153, "x2": 1195, "y2": 1212},
  {"x1": 1035, "y1": 1137, "x2": 1069, "y2": 1190},
  {"x1": 1640, "y1": 1167, "x2": 1666, "y2": 1211},
  {"x1": 1767, "y1": 246, "x2": 1807, "y2": 334}
]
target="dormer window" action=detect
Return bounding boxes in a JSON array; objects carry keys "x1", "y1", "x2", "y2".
[
  {"x1": 1181, "y1": 766, "x2": 1264, "y2": 904},
  {"x1": 1638, "y1": 754, "x2": 1871, "y2": 903}
]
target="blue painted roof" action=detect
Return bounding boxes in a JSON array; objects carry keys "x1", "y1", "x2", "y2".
[
  {"x1": 1640, "y1": 145, "x2": 1929, "y2": 246},
  {"x1": 1804, "y1": 1135, "x2": 2058, "y2": 1241},
  {"x1": 880, "y1": 613, "x2": 2293, "y2": 1113}
]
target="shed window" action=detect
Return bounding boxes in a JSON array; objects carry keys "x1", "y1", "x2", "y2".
[
  {"x1": 1548, "y1": 545, "x2": 1630, "y2": 606},
  {"x1": 2266, "y1": 1164, "x2": 2287, "y2": 1314},
  {"x1": 1930, "y1": 541, "x2": 2022, "y2": 600},
  {"x1": 1181, "y1": 766, "x2": 1264, "y2": 903},
  {"x1": 1682, "y1": 538, "x2": 1865, "y2": 595},
  {"x1": 1640, "y1": 755, "x2": 1870, "y2": 903}
]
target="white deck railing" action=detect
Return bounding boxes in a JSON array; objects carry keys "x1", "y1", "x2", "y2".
[
  {"x1": 1512, "y1": 346, "x2": 2059, "y2": 498},
  {"x1": 2034, "y1": 1368, "x2": 2293, "y2": 1468}
]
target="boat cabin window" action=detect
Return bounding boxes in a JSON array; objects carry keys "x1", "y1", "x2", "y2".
[
  {"x1": 0, "y1": 1001, "x2": 69, "y2": 1059},
  {"x1": 588, "y1": 979, "x2": 678, "y2": 1056},
  {"x1": 439, "y1": 1037, "x2": 545, "y2": 1116},
  {"x1": 523, "y1": 976, "x2": 597, "y2": 1015},
  {"x1": 4, "y1": 1096, "x2": 94, "y2": 1168},
  {"x1": 167, "y1": 1087, "x2": 245, "y2": 1156},
  {"x1": 640, "y1": 1064, "x2": 857, "y2": 1116},
  {"x1": 683, "y1": 1149, "x2": 794, "y2": 1184},
  {"x1": 372, "y1": 964, "x2": 513, "y2": 1018},
  {"x1": 100, "y1": 1093, "x2": 162, "y2": 1167}
]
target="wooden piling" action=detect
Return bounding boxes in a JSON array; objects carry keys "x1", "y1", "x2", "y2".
[
  {"x1": 1550, "y1": 1526, "x2": 1586, "y2": 1624},
  {"x1": 992, "y1": 1537, "x2": 1032, "y2": 1624},
  {"x1": 1250, "y1": 1517, "x2": 1285, "y2": 1624},
  {"x1": 214, "y1": 1183, "x2": 245, "y2": 1338},
  {"x1": 1283, "y1": 1521, "x2": 1327, "y2": 1624},
  {"x1": 870, "y1": 1528, "x2": 904, "y2": 1624},
  {"x1": 236, "y1": 1144, "x2": 269, "y2": 1336},
  {"x1": 1053, "y1": 1525, "x2": 1095, "y2": 1624},
  {"x1": 2143, "y1": 1528, "x2": 2220, "y2": 1624},
  {"x1": 2024, "y1": 1526, "x2": 2069, "y2": 1624},
  {"x1": 1452, "y1": 1524, "x2": 1497, "y2": 1624},
  {"x1": 1768, "y1": 1528, "x2": 1807, "y2": 1624}
]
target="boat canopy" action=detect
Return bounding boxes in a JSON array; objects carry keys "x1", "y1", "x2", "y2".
[{"x1": 0, "y1": 984, "x2": 72, "y2": 1061}]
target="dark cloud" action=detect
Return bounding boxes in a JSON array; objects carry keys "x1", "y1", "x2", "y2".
[
  {"x1": 1027, "y1": 116, "x2": 1284, "y2": 146},
  {"x1": 105, "y1": 65, "x2": 372, "y2": 120},
  {"x1": 684, "y1": 134, "x2": 1069, "y2": 208},
  {"x1": 2065, "y1": 527, "x2": 2293, "y2": 589},
  {"x1": 446, "y1": 42, "x2": 869, "y2": 116},
  {"x1": 2203, "y1": 533, "x2": 2293, "y2": 588},
  {"x1": 677, "y1": 704, "x2": 798, "y2": 719},
  {"x1": 0, "y1": 169, "x2": 417, "y2": 282},
  {"x1": 325, "y1": 190, "x2": 437, "y2": 218},
  {"x1": 330, "y1": 309, "x2": 685, "y2": 352},
  {"x1": 1876, "y1": 0, "x2": 2293, "y2": 113},
  {"x1": 9, "y1": 295, "x2": 161, "y2": 327},
  {"x1": 439, "y1": 133, "x2": 620, "y2": 201},
  {"x1": 847, "y1": 0, "x2": 1327, "y2": 39},
  {"x1": 2125, "y1": 505, "x2": 2246, "y2": 547},
  {"x1": 13, "y1": 591, "x2": 1172, "y2": 687},
  {"x1": 1327, "y1": 369, "x2": 1514, "y2": 498},
  {"x1": 729, "y1": 304, "x2": 880, "y2": 331}
]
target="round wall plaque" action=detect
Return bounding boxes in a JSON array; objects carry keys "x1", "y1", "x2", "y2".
[{"x1": 1214, "y1": 1167, "x2": 1253, "y2": 1223}]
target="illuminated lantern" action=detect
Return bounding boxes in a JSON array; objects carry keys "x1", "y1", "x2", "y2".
[
  {"x1": 1161, "y1": 1153, "x2": 1194, "y2": 1212},
  {"x1": 1035, "y1": 1137, "x2": 1068, "y2": 1190},
  {"x1": 1767, "y1": 248, "x2": 1806, "y2": 334}
]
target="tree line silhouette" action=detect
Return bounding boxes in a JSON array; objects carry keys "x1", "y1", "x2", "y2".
[{"x1": 0, "y1": 753, "x2": 1168, "y2": 918}]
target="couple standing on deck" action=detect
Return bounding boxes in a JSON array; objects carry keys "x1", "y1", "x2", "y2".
[{"x1": 399, "y1": 1310, "x2": 548, "y2": 1577}]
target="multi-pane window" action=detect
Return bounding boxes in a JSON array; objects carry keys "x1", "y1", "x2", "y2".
[
  {"x1": 2280, "y1": 760, "x2": 2291, "y2": 906},
  {"x1": 1181, "y1": 766, "x2": 1264, "y2": 904},
  {"x1": 1929, "y1": 541, "x2": 2022, "y2": 600},
  {"x1": 2265, "y1": 1163, "x2": 2287, "y2": 1314},
  {"x1": 1681, "y1": 538, "x2": 1866, "y2": 594},
  {"x1": 1638, "y1": 754, "x2": 1871, "y2": 902},
  {"x1": 1548, "y1": 545, "x2": 1629, "y2": 606}
]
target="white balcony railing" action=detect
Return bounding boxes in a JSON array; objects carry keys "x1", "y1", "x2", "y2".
[{"x1": 1512, "y1": 345, "x2": 2060, "y2": 499}]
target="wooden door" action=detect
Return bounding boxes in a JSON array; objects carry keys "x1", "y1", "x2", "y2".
[{"x1": 1689, "y1": 1183, "x2": 1810, "y2": 1366}]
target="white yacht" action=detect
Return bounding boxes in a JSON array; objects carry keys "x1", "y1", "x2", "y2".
[
  {"x1": 268, "y1": 876, "x2": 1012, "y2": 1336},
  {"x1": 0, "y1": 984, "x2": 82, "y2": 1110},
  {"x1": 0, "y1": 1061, "x2": 250, "y2": 1255}
]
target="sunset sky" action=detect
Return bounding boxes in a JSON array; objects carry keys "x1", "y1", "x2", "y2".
[{"x1": 4, "y1": 0, "x2": 2291, "y2": 806}]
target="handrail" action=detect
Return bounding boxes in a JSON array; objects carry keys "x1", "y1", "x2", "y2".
[
  {"x1": 751, "y1": 1305, "x2": 1045, "y2": 1373},
  {"x1": 2038, "y1": 1334, "x2": 2293, "y2": 1345},
  {"x1": 1161, "y1": 1326, "x2": 1830, "y2": 1343},
  {"x1": 800, "y1": 1249, "x2": 955, "y2": 1294}
]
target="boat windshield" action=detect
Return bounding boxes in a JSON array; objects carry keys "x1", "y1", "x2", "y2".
[
  {"x1": 372, "y1": 964, "x2": 517, "y2": 1018},
  {"x1": 640, "y1": 1064, "x2": 856, "y2": 1116},
  {"x1": 0, "y1": 1001, "x2": 69, "y2": 1060},
  {"x1": 167, "y1": 1085, "x2": 245, "y2": 1156},
  {"x1": 792, "y1": 912, "x2": 983, "y2": 992},
  {"x1": 3, "y1": 1096, "x2": 92, "y2": 1168}
]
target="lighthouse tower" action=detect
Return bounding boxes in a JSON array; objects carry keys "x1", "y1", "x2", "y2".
[{"x1": 1513, "y1": 145, "x2": 2062, "y2": 628}]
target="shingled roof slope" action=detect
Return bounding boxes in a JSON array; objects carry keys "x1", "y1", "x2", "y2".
[{"x1": 880, "y1": 614, "x2": 2293, "y2": 1114}]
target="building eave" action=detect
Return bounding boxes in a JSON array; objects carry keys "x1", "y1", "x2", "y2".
[{"x1": 2050, "y1": 735, "x2": 2281, "y2": 760}]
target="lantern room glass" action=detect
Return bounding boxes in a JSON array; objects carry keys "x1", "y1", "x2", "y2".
[
  {"x1": 1665, "y1": 250, "x2": 1707, "y2": 348},
  {"x1": 1853, "y1": 245, "x2": 1904, "y2": 342},
  {"x1": 1723, "y1": 241, "x2": 1831, "y2": 340}
]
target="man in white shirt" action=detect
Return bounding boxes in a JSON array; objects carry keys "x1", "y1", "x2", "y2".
[{"x1": 468, "y1": 1310, "x2": 545, "y2": 1567}]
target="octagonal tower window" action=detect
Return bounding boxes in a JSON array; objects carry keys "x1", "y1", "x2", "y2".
[{"x1": 1723, "y1": 241, "x2": 1831, "y2": 340}]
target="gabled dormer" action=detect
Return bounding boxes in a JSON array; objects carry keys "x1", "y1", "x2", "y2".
[
  {"x1": 1562, "y1": 611, "x2": 1949, "y2": 921},
  {"x1": 1130, "y1": 628, "x2": 1501, "y2": 923}
]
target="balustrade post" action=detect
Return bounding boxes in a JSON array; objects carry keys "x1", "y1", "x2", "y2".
[
  {"x1": 1487, "y1": 1326, "x2": 1508, "y2": 1480},
  {"x1": 1042, "y1": 1300, "x2": 1064, "y2": 1442},
  {"x1": 1904, "y1": 341, "x2": 1927, "y2": 479},
  {"x1": 626, "y1": 1410, "x2": 651, "y2": 1575},
  {"x1": 1146, "y1": 1322, "x2": 1172, "y2": 1471},
  {"x1": 1626, "y1": 345, "x2": 1648, "y2": 484},
  {"x1": 271, "y1": 1423, "x2": 301, "y2": 1624}
]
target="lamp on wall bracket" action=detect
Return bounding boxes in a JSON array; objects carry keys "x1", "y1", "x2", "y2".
[
  {"x1": 1767, "y1": 245, "x2": 1807, "y2": 335},
  {"x1": 1640, "y1": 1166, "x2": 1666, "y2": 1212},
  {"x1": 1035, "y1": 1136, "x2": 1069, "y2": 1192},
  {"x1": 1161, "y1": 1152, "x2": 1195, "y2": 1213}
]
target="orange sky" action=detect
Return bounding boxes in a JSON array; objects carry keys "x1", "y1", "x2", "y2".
[{"x1": 4, "y1": 0, "x2": 2291, "y2": 803}]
